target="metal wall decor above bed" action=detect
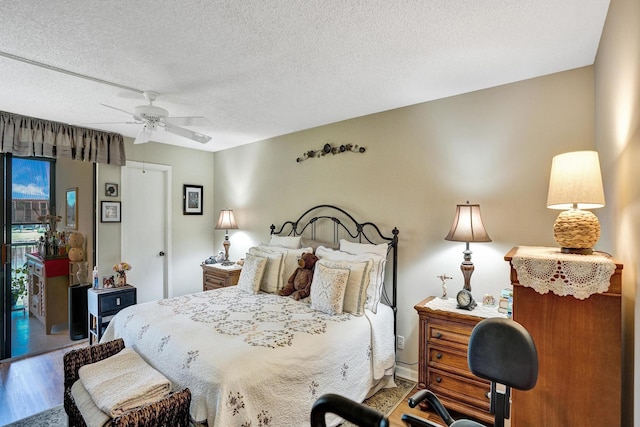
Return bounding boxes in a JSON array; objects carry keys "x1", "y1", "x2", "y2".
[{"x1": 270, "y1": 204, "x2": 399, "y2": 322}]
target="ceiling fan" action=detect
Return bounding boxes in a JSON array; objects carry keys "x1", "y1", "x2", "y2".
[{"x1": 100, "y1": 90, "x2": 212, "y2": 145}]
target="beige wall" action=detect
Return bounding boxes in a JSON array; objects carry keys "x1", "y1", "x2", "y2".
[
  {"x1": 56, "y1": 157, "x2": 93, "y2": 268},
  {"x1": 96, "y1": 138, "x2": 215, "y2": 297},
  {"x1": 214, "y1": 67, "x2": 596, "y2": 380},
  {"x1": 595, "y1": 0, "x2": 640, "y2": 424}
]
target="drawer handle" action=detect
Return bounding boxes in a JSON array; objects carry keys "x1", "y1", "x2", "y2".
[
  {"x1": 435, "y1": 332, "x2": 442, "y2": 339},
  {"x1": 436, "y1": 353, "x2": 442, "y2": 359},
  {"x1": 436, "y1": 377, "x2": 442, "y2": 383}
]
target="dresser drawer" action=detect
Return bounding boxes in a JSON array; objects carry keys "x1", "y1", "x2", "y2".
[
  {"x1": 100, "y1": 290, "x2": 136, "y2": 314},
  {"x1": 428, "y1": 368, "x2": 491, "y2": 412}
]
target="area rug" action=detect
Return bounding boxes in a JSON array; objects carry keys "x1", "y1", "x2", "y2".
[{"x1": 5, "y1": 377, "x2": 415, "y2": 427}]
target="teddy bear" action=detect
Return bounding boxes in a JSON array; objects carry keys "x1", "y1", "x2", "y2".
[{"x1": 278, "y1": 252, "x2": 319, "y2": 300}]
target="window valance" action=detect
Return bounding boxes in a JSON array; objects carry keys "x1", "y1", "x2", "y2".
[{"x1": 0, "y1": 111, "x2": 126, "y2": 166}]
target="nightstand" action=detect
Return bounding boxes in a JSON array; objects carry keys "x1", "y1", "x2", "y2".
[
  {"x1": 87, "y1": 285, "x2": 137, "y2": 344},
  {"x1": 414, "y1": 296, "x2": 505, "y2": 425},
  {"x1": 201, "y1": 263, "x2": 242, "y2": 291}
]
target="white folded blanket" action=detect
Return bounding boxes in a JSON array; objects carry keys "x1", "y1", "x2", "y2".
[{"x1": 78, "y1": 347, "x2": 171, "y2": 418}]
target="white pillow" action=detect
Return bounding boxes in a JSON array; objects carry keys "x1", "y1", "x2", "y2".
[
  {"x1": 269, "y1": 235, "x2": 302, "y2": 249},
  {"x1": 237, "y1": 254, "x2": 267, "y2": 294},
  {"x1": 257, "y1": 244, "x2": 313, "y2": 284},
  {"x1": 310, "y1": 263, "x2": 350, "y2": 315},
  {"x1": 317, "y1": 258, "x2": 372, "y2": 316},
  {"x1": 301, "y1": 237, "x2": 340, "y2": 251},
  {"x1": 339, "y1": 239, "x2": 388, "y2": 258},
  {"x1": 316, "y1": 246, "x2": 387, "y2": 313},
  {"x1": 247, "y1": 247, "x2": 286, "y2": 293}
]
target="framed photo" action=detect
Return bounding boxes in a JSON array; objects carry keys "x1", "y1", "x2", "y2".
[
  {"x1": 101, "y1": 201, "x2": 121, "y2": 223},
  {"x1": 183, "y1": 184, "x2": 203, "y2": 215},
  {"x1": 105, "y1": 183, "x2": 118, "y2": 197},
  {"x1": 66, "y1": 188, "x2": 78, "y2": 229}
]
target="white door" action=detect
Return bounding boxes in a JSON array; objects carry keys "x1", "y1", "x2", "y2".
[{"x1": 121, "y1": 161, "x2": 172, "y2": 303}]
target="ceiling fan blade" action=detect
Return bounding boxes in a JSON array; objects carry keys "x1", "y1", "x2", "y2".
[
  {"x1": 134, "y1": 126, "x2": 152, "y2": 144},
  {"x1": 100, "y1": 103, "x2": 134, "y2": 116},
  {"x1": 163, "y1": 123, "x2": 211, "y2": 144},
  {"x1": 164, "y1": 116, "x2": 211, "y2": 127},
  {"x1": 79, "y1": 121, "x2": 140, "y2": 125}
]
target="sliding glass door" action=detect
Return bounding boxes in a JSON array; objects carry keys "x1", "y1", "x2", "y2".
[{"x1": 1, "y1": 155, "x2": 54, "y2": 359}]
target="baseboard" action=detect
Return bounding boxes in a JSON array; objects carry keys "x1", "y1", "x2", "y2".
[{"x1": 395, "y1": 364, "x2": 418, "y2": 383}]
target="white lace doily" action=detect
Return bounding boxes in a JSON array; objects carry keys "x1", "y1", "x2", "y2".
[
  {"x1": 510, "y1": 246, "x2": 616, "y2": 300},
  {"x1": 424, "y1": 297, "x2": 507, "y2": 318}
]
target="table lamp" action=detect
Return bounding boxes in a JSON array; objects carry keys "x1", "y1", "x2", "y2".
[
  {"x1": 547, "y1": 150, "x2": 605, "y2": 255},
  {"x1": 445, "y1": 202, "x2": 492, "y2": 291},
  {"x1": 215, "y1": 209, "x2": 239, "y2": 265}
]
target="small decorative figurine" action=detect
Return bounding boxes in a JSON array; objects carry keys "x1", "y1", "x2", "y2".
[{"x1": 437, "y1": 274, "x2": 453, "y2": 299}]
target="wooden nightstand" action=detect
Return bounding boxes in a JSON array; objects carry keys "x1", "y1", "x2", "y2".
[
  {"x1": 414, "y1": 296, "x2": 505, "y2": 425},
  {"x1": 87, "y1": 285, "x2": 137, "y2": 344},
  {"x1": 201, "y1": 264, "x2": 242, "y2": 291}
]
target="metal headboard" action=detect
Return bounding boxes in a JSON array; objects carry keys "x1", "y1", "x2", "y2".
[{"x1": 270, "y1": 204, "x2": 399, "y2": 320}]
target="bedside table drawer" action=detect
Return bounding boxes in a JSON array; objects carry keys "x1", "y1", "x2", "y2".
[
  {"x1": 428, "y1": 345, "x2": 471, "y2": 376},
  {"x1": 100, "y1": 291, "x2": 136, "y2": 313},
  {"x1": 428, "y1": 318, "x2": 473, "y2": 348},
  {"x1": 427, "y1": 368, "x2": 490, "y2": 411},
  {"x1": 204, "y1": 274, "x2": 226, "y2": 288}
]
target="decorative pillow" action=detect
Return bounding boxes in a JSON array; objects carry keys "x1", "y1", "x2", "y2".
[
  {"x1": 247, "y1": 247, "x2": 286, "y2": 293},
  {"x1": 257, "y1": 244, "x2": 313, "y2": 283},
  {"x1": 269, "y1": 235, "x2": 302, "y2": 249},
  {"x1": 317, "y1": 258, "x2": 372, "y2": 316},
  {"x1": 339, "y1": 239, "x2": 388, "y2": 258},
  {"x1": 310, "y1": 263, "x2": 350, "y2": 315},
  {"x1": 237, "y1": 254, "x2": 267, "y2": 294},
  {"x1": 315, "y1": 246, "x2": 387, "y2": 313}
]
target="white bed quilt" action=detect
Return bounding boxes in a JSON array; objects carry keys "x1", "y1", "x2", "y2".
[{"x1": 101, "y1": 287, "x2": 395, "y2": 426}]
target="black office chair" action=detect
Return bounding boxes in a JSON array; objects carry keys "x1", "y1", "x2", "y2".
[
  {"x1": 311, "y1": 393, "x2": 389, "y2": 427},
  {"x1": 402, "y1": 317, "x2": 538, "y2": 427}
]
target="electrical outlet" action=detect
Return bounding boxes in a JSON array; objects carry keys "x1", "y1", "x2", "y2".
[{"x1": 396, "y1": 335, "x2": 405, "y2": 350}]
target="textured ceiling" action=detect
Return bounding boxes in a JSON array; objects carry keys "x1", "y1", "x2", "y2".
[{"x1": 0, "y1": 1, "x2": 610, "y2": 152}]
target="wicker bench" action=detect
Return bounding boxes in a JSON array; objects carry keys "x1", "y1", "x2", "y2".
[{"x1": 63, "y1": 338, "x2": 191, "y2": 427}]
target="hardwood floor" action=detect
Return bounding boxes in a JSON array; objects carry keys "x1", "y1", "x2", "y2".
[
  {"x1": 0, "y1": 342, "x2": 84, "y2": 425},
  {"x1": 0, "y1": 346, "x2": 451, "y2": 426}
]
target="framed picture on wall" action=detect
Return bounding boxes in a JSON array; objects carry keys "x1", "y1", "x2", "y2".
[
  {"x1": 101, "y1": 201, "x2": 121, "y2": 223},
  {"x1": 105, "y1": 183, "x2": 118, "y2": 197},
  {"x1": 183, "y1": 184, "x2": 203, "y2": 215},
  {"x1": 66, "y1": 188, "x2": 78, "y2": 229}
]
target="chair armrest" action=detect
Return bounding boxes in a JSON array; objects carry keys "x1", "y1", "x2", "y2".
[
  {"x1": 401, "y1": 413, "x2": 443, "y2": 427},
  {"x1": 407, "y1": 389, "x2": 455, "y2": 426},
  {"x1": 112, "y1": 388, "x2": 191, "y2": 427},
  {"x1": 63, "y1": 338, "x2": 125, "y2": 389},
  {"x1": 311, "y1": 393, "x2": 388, "y2": 427}
]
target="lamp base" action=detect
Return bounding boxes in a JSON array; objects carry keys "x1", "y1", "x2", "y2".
[
  {"x1": 560, "y1": 247, "x2": 594, "y2": 255},
  {"x1": 220, "y1": 261, "x2": 236, "y2": 266},
  {"x1": 553, "y1": 209, "x2": 600, "y2": 251}
]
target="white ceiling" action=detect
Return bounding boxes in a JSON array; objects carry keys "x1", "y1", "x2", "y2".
[{"x1": 0, "y1": 1, "x2": 610, "y2": 152}]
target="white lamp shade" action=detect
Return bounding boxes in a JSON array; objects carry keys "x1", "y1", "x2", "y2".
[
  {"x1": 547, "y1": 151, "x2": 605, "y2": 210},
  {"x1": 215, "y1": 209, "x2": 238, "y2": 230},
  {"x1": 444, "y1": 203, "x2": 492, "y2": 243}
]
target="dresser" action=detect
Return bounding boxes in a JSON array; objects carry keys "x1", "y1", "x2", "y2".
[
  {"x1": 415, "y1": 296, "x2": 504, "y2": 425},
  {"x1": 87, "y1": 285, "x2": 137, "y2": 344},
  {"x1": 25, "y1": 253, "x2": 70, "y2": 334},
  {"x1": 201, "y1": 264, "x2": 241, "y2": 291},
  {"x1": 504, "y1": 246, "x2": 622, "y2": 427}
]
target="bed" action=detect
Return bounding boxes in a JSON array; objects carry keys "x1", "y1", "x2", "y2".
[{"x1": 101, "y1": 205, "x2": 399, "y2": 426}]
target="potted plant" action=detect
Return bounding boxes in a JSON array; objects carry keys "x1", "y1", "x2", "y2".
[{"x1": 11, "y1": 263, "x2": 28, "y2": 308}]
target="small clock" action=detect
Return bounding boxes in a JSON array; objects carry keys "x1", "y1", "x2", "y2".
[{"x1": 456, "y1": 289, "x2": 477, "y2": 310}]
